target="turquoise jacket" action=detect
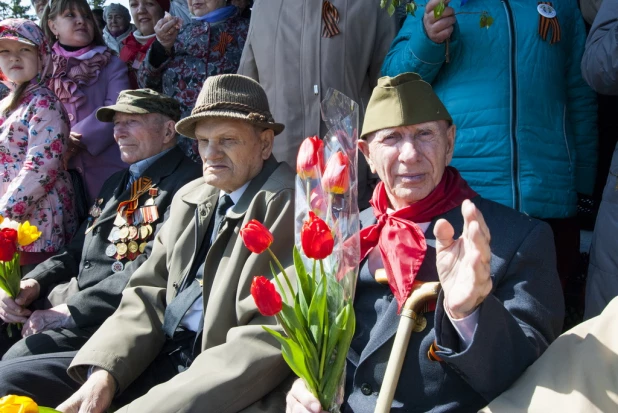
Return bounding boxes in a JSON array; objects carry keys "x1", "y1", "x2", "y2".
[{"x1": 382, "y1": 0, "x2": 597, "y2": 219}]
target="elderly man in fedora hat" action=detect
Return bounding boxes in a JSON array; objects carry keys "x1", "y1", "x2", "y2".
[
  {"x1": 286, "y1": 73, "x2": 564, "y2": 413},
  {"x1": 0, "y1": 89, "x2": 201, "y2": 359},
  {"x1": 0, "y1": 75, "x2": 295, "y2": 413}
]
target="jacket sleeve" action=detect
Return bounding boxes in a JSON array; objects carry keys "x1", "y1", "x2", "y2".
[
  {"x1": 381, "y1": 11, "x2": 460, "y2": 82},
  {"x1": 22, "y1": 228, "x2": 84, "y2": 296},
  {"x1": 0, "y1": 102, "x2": 69, "y2": 221},
  {"x1": 566, "y1": 12, "x2": 598, "y2": 196},
  {"x1": 66, "y1": 203, "x2": 172, "y2": 328},
  {"x1": 138, "y1": 39, "x2": 178, "y2": 90},
  {"x1": 237, "y1": 7, "x2": 258, "y2": 81},
  {"x1": 113, "y1": 190, "x2": 294, "y2": 413},
  {"x1": 581, "y1": 0, "x2": 618, "y2": 95},
  {"x1": 72, "y1": 57, "x2": 130, "y2": 158},
  {"x1": 434, "y1": 220, "x2": 565, "y2": 402}
]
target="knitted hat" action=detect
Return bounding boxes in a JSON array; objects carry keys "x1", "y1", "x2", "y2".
[
  {"x1": 175, "y1": 74, "x2": 284, "y2": 139},
  {"x1": 104, "y1": 3, "x2": 131, "y2": 23},
  {"x1": 361, "y1": 72, "x2": 452, "y2": 139},
  {"x1": 96, "y1": 89, "x2": 182, "y2": 122}
]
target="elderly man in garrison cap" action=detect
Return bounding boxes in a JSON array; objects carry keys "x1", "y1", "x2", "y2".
[
  {"x1": 0, "y1": 89, "x2": 201, "y2": 358},
  {"x1": 286, "y1": 73, "x2": 565, "y2": 413},
  {"x1": 0, "y1": 75, "x2": 295, "y2": 413}
]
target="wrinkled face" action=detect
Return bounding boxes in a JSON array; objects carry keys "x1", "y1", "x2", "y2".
[
  {"x1": 195, "y1": 118, "x2": 274, "y2": 193},
  {"x1": 129, "y1": 0, "x2": 164, "y2": 36},
  {"x1": 187, "y1": 0, "x2": 225, "y2": 17},
  {"x1": 113, "y1": 112, "x2": 176, "y2": 164},
  {"x1": 359, "y1": 121, "x2": 455, "y2": 210},
  {"x1": 32, "y1": 0, "x2": 47, "y2": 19},
  {"x1": 48, "y1": 7, "x2": 95, "y2": 48},
  {"x1": 0, "y1": 40, "x2": 40, "y2": 85},
  {"x1": 106, "y1": 12, "x2": 130, "y2": 36}
]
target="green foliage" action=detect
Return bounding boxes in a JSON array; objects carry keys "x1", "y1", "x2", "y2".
[
  {"x1": 434, "y1": 0, "x2": 445, "y2": 19},
  {"x1": 0, "y1": 0, "x2": 35, "y2": 20},
  {"x1": 87, "y1": 0, "x2": 105, "y2": 10},
  {"x1": 479, "y1": 12, "x2": 494, "y2": 28}
]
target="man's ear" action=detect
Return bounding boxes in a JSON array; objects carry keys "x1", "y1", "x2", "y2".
[
  {"x1": 445, "y1": 123, "x2": 456, "y2": 165},
  {"x1": 259, "y1": 128, "x2": 275, "y2": 160},
  {"x1": 358, "y1": 139, "x2": 376, "y2": 174},
  {"x1": 162, "y1": 120, "x2": 176, "y2": 144}
]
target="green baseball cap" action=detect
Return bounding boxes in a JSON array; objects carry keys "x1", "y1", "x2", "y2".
[
  {"x1": 96, "y1": 89, "x2": 182, "y2": 123},
  {"x1": 361, "y1": 72, "x2": 452, "y2": 139}
]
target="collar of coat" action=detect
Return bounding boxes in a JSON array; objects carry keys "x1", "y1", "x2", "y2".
[{"x1": 181, "y1": 155, "x2": 280, "y2": 219}]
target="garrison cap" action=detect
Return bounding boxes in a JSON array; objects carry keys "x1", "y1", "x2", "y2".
[
  {"x1": 361, "y1": 73, "x2": 452, "y2": 139},
  {"x1": 96, "y1": 89, "x2": 182, "y2": 122}
]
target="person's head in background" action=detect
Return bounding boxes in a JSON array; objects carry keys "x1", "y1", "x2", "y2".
[
  {"x1": 104, "y1": 3, "x2": 131, "y2": 37},
  {"x1": 129, "y1": 0, "x2": 169, "y2": 36},
  {"x1": 92, "y1": 8, "x2": 106, "y2": 32},
  {"x1": 42, "y1": 0, "x2": 105, "y2": 48},
  {"x1": 187, "y1": 0, "x2": 225, "y2": 18},
  {"x1": 31, "y1": 0, "x2": 47, "y2": 20}
]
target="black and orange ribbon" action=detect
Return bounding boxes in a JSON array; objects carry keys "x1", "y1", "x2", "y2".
[
  {"x1": 538, "y1": 2, "x2": 561, "y2": 45},
  {"x1": 117, "y1": 177, "x2": 153, "y2": 221},
  {"x1": 322, "y1": 0, "x2": 340, "y2": 38},
  {"x1": 213, "y1": 32, "x2": 234, "y2": 55}
]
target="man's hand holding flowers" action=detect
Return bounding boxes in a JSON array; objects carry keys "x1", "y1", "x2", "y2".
[{"x1": 0, "y1": 279, "x2": 40, "y2": 324}]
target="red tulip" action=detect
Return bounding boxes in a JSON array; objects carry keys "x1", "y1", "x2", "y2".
[
  {"x1": 250, "y1": 276, "x2": 283, "y2": 316},
  {"x1": 301, "y1": 211, "x2": 334, "y2": 260},
  {"x1": 240, "y1": 220, "x2": 274, "y2": 254},
  {"x1": 321, "y1": 151, "x2": 349, "y2": 195},
  {"x1": 296, "y1": 136, "x2": 325, "y2": 180},
  {"x1": 0, "y1": 228, "x2": 18, "y2": 262}
]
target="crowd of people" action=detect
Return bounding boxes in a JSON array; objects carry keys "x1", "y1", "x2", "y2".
[{"x1": 0, "y1": 0, "x2": 615, "y2": 411}]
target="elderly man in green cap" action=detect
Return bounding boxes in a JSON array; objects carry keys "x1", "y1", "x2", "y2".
[
  {"x1": 286, "y1": 73, "x2": 564, "y2": 412},
  {"x1": 0, "y1": 89, "x2": 201, "y2": 360},
  {"x1": 0, "y1": 75, "x2": 296, "y2": 413}
]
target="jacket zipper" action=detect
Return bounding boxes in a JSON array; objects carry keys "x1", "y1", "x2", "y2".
[
  {"x1": 502, "y1": 0, "x2": 520, "y2": 211},
  {"x1": 563, "y1": 105, "x2": 572, "y2": 166}
]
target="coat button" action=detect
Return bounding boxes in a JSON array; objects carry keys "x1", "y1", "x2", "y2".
[
  {"x1": 83, "y1": 261, "x2": 92, "y2": 269},
  {"x1": 360, "y1": 383, "x2": 372, "y2": 396},
  {"x1": 200, "y1": 209, "x2": 207, "y2": 216},
  {"x1": 387, "y1": 294, "x2": 394, "y2": 302}
]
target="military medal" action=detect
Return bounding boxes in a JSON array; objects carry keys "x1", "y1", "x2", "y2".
[
  {"x1": 105, "y1": 244, "x2": 117, "y2": 257},
  {"x1": 89, "y1": 198, "x2": 104, "y2": 217},
  {"x1": 128, "y1": 241, "x2": 139, "y2": 254},
  {"x1": 109, "y1": 227, "x2": 121, "y2": 242},
  {"x1": 139, "y1": 242, "x2": 147, "y2": 253},
  {"x1": 537, "y1": 2, "x2": 560, "y2": 45},
  {"x1": 128, "y1": 225, "x2": 138, "y2": 240},
  {"x1": 144, "y1": 187, "x2": 158, "y2": 206},
  {"x1": 111, "y1": 261, "x2": 124, "y2": 273},
  {"x1": 118, "y1": 226, "x2": 130, "y2": 240},
  {"x1": 139, "y1": 225, "x2": 149, "y2": 240},
  {"x1": 413, "y1": 314, "x2": 427, "y2": 332},
  {"x1": 116, "y1": 242, "x2": 128, "y2": 256}
]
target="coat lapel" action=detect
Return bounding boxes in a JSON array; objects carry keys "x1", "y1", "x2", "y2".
[{"x1": 354, "y1": 205, "x2": 465, "y2": 366}]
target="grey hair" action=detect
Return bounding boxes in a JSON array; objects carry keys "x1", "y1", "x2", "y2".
[{"x1": 104, "y1": 3, "x2": 131, "y2": 22}]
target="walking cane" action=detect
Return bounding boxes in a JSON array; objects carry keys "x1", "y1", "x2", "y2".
[{"x1": 373, "y1": 269, "x2": 441, "y2": 413}]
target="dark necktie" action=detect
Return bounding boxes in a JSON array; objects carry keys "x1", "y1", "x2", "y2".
[{"x1": 162, "y1": 194, "x2": 235, "y2": 337}]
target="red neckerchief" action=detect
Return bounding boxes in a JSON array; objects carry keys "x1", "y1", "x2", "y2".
[
  {"x1": 120, "y1": 34, "x2": 156, "y2": 64},
  {"x1": 359, "y1": 167, "x2": 477, "y2": 312}
]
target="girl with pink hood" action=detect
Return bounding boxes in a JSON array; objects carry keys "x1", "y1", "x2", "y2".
[{"x1": 0, "y1": 19, "x2": 77, "y2": 270}]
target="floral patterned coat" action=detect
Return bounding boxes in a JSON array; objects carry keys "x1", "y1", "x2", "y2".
[
  {"x1": 0, "y1": 87, "x2": 78, "y2": 253},
  {"x1": 138, "y1": 12, "x2": 249, "y2": 161}
]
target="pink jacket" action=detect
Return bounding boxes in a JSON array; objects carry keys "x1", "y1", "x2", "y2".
[{"x1": 49, "y1": 44, "x2": 130, "y2": 204}]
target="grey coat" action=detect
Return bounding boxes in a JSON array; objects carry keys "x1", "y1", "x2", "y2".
[
  {"x1": 345, "y1": 196, "x2": 564, "y2": 412},
  {"x1": 581, "y1": 1, "x2": 618, "y2": 319}
]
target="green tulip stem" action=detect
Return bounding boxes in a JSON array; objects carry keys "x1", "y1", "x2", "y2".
[
  {"x1": 268, "y1": 248, "x2": 295, "y2": 296},
  {"x1": 275, "y1": 313, "x2": 293, "y2": 338},
  {"x1": 318, "y1": 266, "x2": 328, "y2": 380}
]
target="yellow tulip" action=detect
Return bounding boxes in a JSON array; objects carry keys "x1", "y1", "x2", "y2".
[
  {"x1": 0, "y1": 215, "x2": 4, "y2": 225},
  {"x1": 17, "y1": 222, "x2": 42, "y2": 247},
  {"x1": 0, "y1": 395, "x2": 39, "y2": 413}
]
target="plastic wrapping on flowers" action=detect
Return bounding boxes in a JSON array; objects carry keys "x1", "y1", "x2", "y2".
[{"x1": 293, "y1": 89, "x2": 361, "y2": 412}]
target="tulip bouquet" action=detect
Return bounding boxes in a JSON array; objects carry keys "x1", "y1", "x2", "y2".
[
  {"x1": 0, "y1": 395, "x2": 60, "y2": 412},
  {"x1": 241, "y1": 89, "x2": 360, "y2": 412},
  {"x1": 0, "y1": 215, "x2": 42, "y2": 337}
]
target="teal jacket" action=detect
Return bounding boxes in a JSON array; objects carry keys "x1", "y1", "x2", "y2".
[{"x1": 382, "y1": 0, "x2": 597, "y2": 219}]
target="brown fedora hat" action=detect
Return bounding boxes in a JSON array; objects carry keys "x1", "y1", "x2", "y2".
[{"x1": 175, "y1": 74, "x2": 285, "y2": 139}]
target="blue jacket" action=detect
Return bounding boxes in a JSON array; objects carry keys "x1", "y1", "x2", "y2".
[{"x1": 382, "y1": 0, "x2": 597, "y2": 219}]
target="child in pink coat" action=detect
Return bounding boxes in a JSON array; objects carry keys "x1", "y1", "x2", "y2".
[{"x1": 0, "y1": 19, "x2": 78, "y2": 268}]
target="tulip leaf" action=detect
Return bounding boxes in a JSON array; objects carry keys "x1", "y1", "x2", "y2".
[
  {"x1": 279, "y1": 303, "x2": 320, "y2": 371},
  {"x1": 293, "y1": 246, "x2": 312, "y2": 312},
  {"x1": 308, "y1": 274, "x2": 328, "y2": 355},
  {"x1": 263, "y1": 326, "x2": 319, "y2": 392},
  {"x1": 322, "y1": 304, "x2": 349, "y2": 383},
  {"x1": 320, "y1": 303, "x2": 356, "y2": 405},
  {"x1": 434, "y1": 0, "x2": 445, "y2": 19}
]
